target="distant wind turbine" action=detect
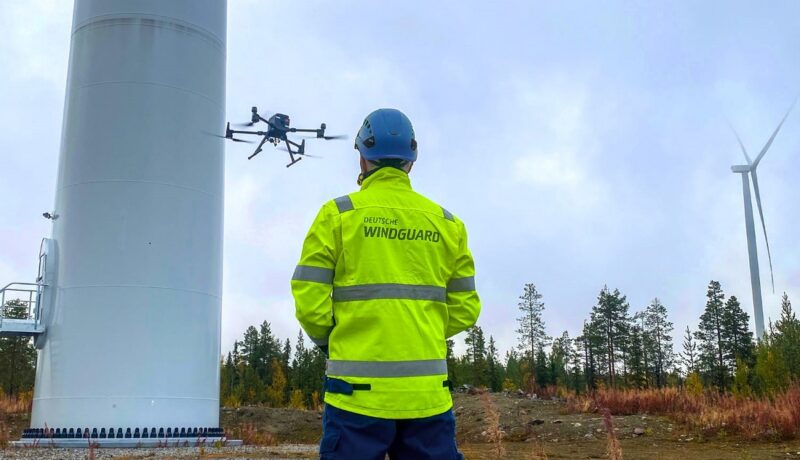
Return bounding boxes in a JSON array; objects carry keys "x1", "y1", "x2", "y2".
[{"x1": 729, "y1": 100, "x2": 795, "y2": 340}]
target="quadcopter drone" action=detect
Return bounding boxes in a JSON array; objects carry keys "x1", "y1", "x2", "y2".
[{"x1": 217, "y1": 107, "x2": 346, "y2": 167}]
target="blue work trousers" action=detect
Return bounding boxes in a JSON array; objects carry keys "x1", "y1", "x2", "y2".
[{"x1": 319, "y1": 404, "x2": 464, "y2": 460}]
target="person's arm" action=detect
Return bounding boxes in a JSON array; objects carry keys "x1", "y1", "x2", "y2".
[
  {"x1": 291, "y1": 201, "x2": 340, "y2": 349},
  {"x1": 445, "y1": 220, "x2": 481, "y2": 337}
]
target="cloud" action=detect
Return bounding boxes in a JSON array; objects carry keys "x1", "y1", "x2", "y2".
[
  {"x1": 0, "y1": 0, "x2": 72, "y2": 88},
  {"x1": 491, "y1": 71, "x2": 610, "y2": 223},
  {"x1": 513, "y1": 150, "x2": 586, "y2": 188},
  {"x1": 3, "y1": 0, "x2": 800, "y2": 360}
]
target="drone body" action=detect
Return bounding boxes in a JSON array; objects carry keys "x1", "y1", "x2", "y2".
[{"x1": 220, "y1": 107, "x2": 345, "y2": 167}]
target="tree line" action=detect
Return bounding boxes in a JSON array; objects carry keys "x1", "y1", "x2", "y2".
[
  {"x1": 448, "y1": 281, "x2": 800, "y2": 397},
  {"x1": 2, "y1": 281, "x2": 799, "y2": 403}
]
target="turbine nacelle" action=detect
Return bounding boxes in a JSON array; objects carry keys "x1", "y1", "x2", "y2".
[{"x1": 731, "y1": 165, "x2": 752, "y2": 173}]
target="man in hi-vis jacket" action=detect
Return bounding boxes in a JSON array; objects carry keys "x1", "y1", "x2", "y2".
[{"x1": 291, "y1": 108, "x2": 481, "y2": 460}]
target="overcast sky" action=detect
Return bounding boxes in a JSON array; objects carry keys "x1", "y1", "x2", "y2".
[{"x1": 1, "y1": 1, "x2": 799, "y2": 357}]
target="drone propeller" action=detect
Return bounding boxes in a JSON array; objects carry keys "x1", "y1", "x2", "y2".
[
  {"x1": 235, "y1": 107, "x2": 277, "y2": 127},
  {"x1": 296, "y1": 134, "x2": 348, "y2": 140},
  {"x1": 202, "y1": 131, "x2": 256, "y2": 144}
]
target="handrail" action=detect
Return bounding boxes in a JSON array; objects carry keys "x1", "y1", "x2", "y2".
[{"x1": 0, "y1": 282, "x2": 45, "y2": 332}]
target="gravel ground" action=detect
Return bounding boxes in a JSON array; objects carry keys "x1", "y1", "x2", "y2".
[{"x1": 0, "y1": 444, "x2": 318, "y2": 459}]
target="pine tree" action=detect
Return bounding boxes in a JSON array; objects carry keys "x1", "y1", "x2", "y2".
[
  {"x1": 633, "y1": 311, "x2": 651, "y2": 387},
  {"x1": 487, "y1": 336, "x2": 503, "y2": 392},
  {"x1": 579, "y1": 320, "x2": 601, "y2": 391},
  {"x1": 516, "y1": 284, "x2": 549, "y2": 369},
  {"x1": 626, "y1": 324, "x2": 647, "y2": 389},
  {"x1": 240, "y1": 326, "x2": 261, "y2": 373},
  {"x1": 504, "y1": 350, "x2": 522, "y2": 390},
  {"x1": 282, "y1": 338, "x2": 292, "y2": 372},
  {"x1": 290, "y1": 330, "x2": 307, "y2": 392},
  {"x1": 773, "y1": 292, "x2": 800, "y2": 377},
  {"x1": 257, "y1": 321, "x2": 280, "y2": 381},
  {"x1": 0, "y1": 299, "x2": 37, "y2": 395},
  {"x1": 220, "y1": 351, "x2": 238, "y2": 406},
  {"x1": 752, "y1": 338, "x2": 790, "y2": 396},
  {"x1": 589, "y1": 286, "x2": 629, "y2": 388},
  {"x1": 534, "y1": 348, "x2": 550, "y2": 388},
  {"x1": 549, "y1": 331, "x2": 572, "y2": 389},
  {"x1": 567, "y1": 337, "x2": 584, "y2": 393},
  {"x1": 722, "y1": 296, "x2": 754, "y2": 370},
  {"x1": 695, "y1": 280, "x2": 728, "y2": 390},
  {"x1": 643, "y1": 298, "x2": 674, "y2": 388},
  {"x1": 465, "y1": 326, "x2": 488, "y2": 386},
  {"x1": 680, "y1": 326, "x2": 697, "y2": 375}
]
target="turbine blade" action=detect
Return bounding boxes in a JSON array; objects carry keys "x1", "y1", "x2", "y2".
[
  {"x1": 753, "y1": 99, "x2": 796, "y2": 168},
  {"x1": 751, "y1": 169, "x2": 775, "y2": 293},
  {"x1": 729, "y1": 124, "x2": 753, "y2": 165}
]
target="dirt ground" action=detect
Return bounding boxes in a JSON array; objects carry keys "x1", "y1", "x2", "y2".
[{"x1": 4, "y1": 393, "x2": 800, "y2": 459}]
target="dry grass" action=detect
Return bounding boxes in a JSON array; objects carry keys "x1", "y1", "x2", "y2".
[
  {"x1": 0, "y1": 392, "x2": 31, "y2": 415},
  {"x1": 479, "y1": 392, "x2": 505, "y2": 457},
  {"x1": 231, "y1": 422, "x2": 278, "y2": 446},
  {"x1": 87, "y1": 437, "x2": 97, "y2": 460},
  {"x1": 0, "y1": 421, "x2": 9, "y2": 449},
  {"x1": 566, "y1": 384, "x2": 800, "y2": 440},
  {"x1": 602, "y1": 408, "x2": 623, "y2": 460},
  {"x1": 527, "y1": 438, "x2": 548, "y2": 460}
]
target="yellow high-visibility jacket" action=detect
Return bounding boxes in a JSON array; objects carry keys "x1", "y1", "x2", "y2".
[{"x1": 291, "y1": 167, "x2": 481, "y2": 419}]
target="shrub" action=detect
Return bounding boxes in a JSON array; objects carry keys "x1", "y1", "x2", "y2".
[
  {"x1": 288, "y1": 389, "x2": 306, "y2": 410},
  {"x1": 685, "y1": 373, "x2": 703, "y2": 396},
  {"x1": 234, "y1": 423, "x2": 278, "y2": 446}
]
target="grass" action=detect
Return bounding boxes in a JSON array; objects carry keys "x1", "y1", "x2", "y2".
[
  {"x1": 602, "y1": 408, "x2": 622, "y2": 460},
  {"x1": 0, "y1": 392, "x2": 31, "y2": 449},
  {"x1": 0, "y1": 421, "x2": 8, "y2": 449},
  {"x1": 479, "y1": 392, "x2": 505, "y2": 457},
  {"x1": 0, "y1": 392, "x2": 31, "y2": 415},
  {"x1": 566, "y1": 384, "x2": 800, "y2": 440},
  {"x1": 230, "y1": 422, "x2": 278, "y2": 446},
  {"x1": 527, "y1": 438, "x2": 548, "y2": 460}
]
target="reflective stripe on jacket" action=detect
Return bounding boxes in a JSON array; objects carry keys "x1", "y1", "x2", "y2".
[{"x1": 291, "y1": 167, "x2": 481, "y2": 419}]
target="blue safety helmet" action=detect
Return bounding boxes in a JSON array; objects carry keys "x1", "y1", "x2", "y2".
[{"x1": 354, "y1": 108, "x2": 418, "y2": 162}]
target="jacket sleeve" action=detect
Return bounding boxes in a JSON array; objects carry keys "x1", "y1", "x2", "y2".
[
  {"x1": 445, "y1": 220, "x2": 481, "y2": 338},
  {"x1": 291, "y1": 201, "x2": 340, "y2": 347}
]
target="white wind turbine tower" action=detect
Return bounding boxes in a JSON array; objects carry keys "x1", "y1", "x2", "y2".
[{"x1": 730, "y1": 101, "x2": 795, "y2": 340}]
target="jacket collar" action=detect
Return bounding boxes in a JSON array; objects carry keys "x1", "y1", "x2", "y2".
[{"x1": 360, "y1": 167, "x2": 412, "y2": 191}]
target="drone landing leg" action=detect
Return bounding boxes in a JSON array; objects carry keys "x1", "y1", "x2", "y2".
[
  {"x1": 248, "y1": 135, "x2": 269, "y2": 160},
  {"x1": 284, "y1": 139, "x2": 304, "y2": 167},
  {"x1": 286, "y1": 153, "x2": 302, "y2": 168}
]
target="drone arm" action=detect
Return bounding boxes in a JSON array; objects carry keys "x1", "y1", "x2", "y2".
[{"x1": 229, "y1": 129, "x2": 265, "y2": 136}]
